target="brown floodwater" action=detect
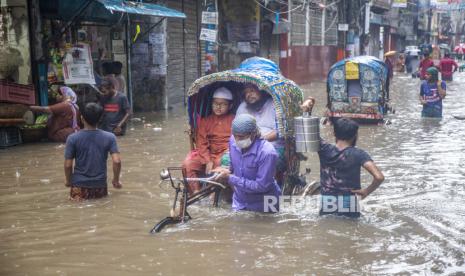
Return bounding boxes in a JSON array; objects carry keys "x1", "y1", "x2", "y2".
[{"x1": 1, "y1": 72, "x2": 465, "y2": 275}]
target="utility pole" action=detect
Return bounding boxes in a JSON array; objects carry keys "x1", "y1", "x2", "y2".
[
  {"x1": 343, "y1": 0, "x2": 347, "y2": 57},
  {"x1": 427, "y1": 0, "x2": 432, "y2": 44},
  {"x1": 321, "y1": 0, "x2": 326, "y2": 45},
  {"x1": 364, "y1": 1, "x2": 370, "y2": 35},
  {"x1": 279, "y1": 0, "x2": 291, "y2": 77}
]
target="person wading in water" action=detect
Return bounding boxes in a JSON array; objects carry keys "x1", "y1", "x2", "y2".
[
  {"x1": 420, "y1": 67, "x2": 446, "y2": 118},
  {"x1": 301, "y1": 98, "x2": 385, "y2": 217}
]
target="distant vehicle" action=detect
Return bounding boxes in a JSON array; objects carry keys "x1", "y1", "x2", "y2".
[
  {"x1": 326, "y1": 56, "x2": 393, "y2": 124},
  {"x1": 405, "y1": 45, "x2": 421, "y2": 56},
  {"x1": 419, "y1": 43, "x2": 433, "y2": 55}
]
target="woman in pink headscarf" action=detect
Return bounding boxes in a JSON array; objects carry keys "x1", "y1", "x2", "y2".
[{"x1": 30, "y1": 86, "x2": 81, "y2": 142}]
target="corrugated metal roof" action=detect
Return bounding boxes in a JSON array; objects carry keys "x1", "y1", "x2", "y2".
[{"x1": 96, "y1": 0, "x2": 186, "y2": 18}]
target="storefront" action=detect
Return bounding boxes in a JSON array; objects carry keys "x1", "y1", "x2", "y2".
[
  {"x1": 0, "y1": 0, "x2": 34, "y2": 103},
  {"x1": 35, "y1": 0, "x2": 186, "y2": 111},
  {"x1": 0, "y1": 0, "x2": 35, "y2": 147}
]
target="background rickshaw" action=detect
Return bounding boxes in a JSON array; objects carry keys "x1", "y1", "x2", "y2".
[
  {"x1": 151, "y1": 57, "x2": 318, "y2": 233},
  {"x1": 326, "y1": 56, "x2": 393, "y2": 123}
]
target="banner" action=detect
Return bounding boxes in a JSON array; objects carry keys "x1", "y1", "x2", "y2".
[
  {"x1": 392, "y1": 0, "x2": 407, "y2": 8},
  {"x1": 62, "y1": 43, "x2": 95, "y2": 85},
  {"x1": 431, "y1": 0, "x2": 465, "y2": 10},
  {"x1": 431, "y1": 0, "x2": 448, "y2": 7}
]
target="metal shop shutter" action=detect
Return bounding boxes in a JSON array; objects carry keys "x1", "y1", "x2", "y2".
[{"x1": 166, "y1": 0, "x2": 199, "y2": 106}]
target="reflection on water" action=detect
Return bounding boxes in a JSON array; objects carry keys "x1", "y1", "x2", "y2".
[{"x1": 1, "y1": 73, "x2": 465, "y2": 274}]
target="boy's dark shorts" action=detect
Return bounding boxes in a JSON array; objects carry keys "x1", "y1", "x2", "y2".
[{"x1": 70, "y1": 186, "x2": 108, "y2": 201}]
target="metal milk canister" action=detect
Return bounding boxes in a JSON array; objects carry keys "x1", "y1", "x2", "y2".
[{"x1": 294, "y1": 113, "x2": 320, "y2": 152}]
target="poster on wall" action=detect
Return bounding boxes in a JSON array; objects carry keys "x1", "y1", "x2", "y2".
[
  {"x1": 62, "y1": 43, "x2": 95, "y2": 85},
  {"x1": 237, "y1": 41, "x2": 252, "y2": 53},
  {"x1": 149, "y1": 32, "x2": 166, "y2": 66},
  {"x1": 338, "y1": 24, "x2": 349, "y2": 31},
  {"x1": 149, "y1": 33, "x2": 165, "y2": 45},
  {"x1": 153, "y1": 51, "x2": 165, "y2": 65},
  {"x1": 222, "y1": 0, "x2": 260, "y2": 42},
  {"x1": 133, "y1": 43, "x2": 149, "y2": 55},
  {"x1": 113, "y1": 54, "x2": 126, "y2": 65},
  {"x1": 150, "y1": 66, "x2": 166, "y2": 76},
  {"x1": 392, "y1": 0, "x2": 407, "y2": 8},
  {"x1": 112, "y1": 40, "x2": 125, "y2": 54},
  {"x1": 201, "y1": 11, "x2": 218, "y2": 25},
  {"x1": 200, "y1": 28, "x2": 217, "y2": 42},
  {"x1": 153, "y1": 42, "x2": 165, "y2": 51}
]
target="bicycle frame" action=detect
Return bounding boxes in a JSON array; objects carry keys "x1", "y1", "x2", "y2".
[{"x1": 150, "y1": 167, "x2": 225, "y2": 233}]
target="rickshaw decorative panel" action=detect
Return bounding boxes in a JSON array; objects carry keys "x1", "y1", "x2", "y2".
[
  {"x1": 359, "y1": 64, "x2": 380, "y2": 103},
  {"x1": 326, "y1": 56, "x2": 390, "y2": 122},
  {"x1": 328, "y1": 67, "x2": 347, "y2": 102},
  {"x1": 331, "y1": 101, "x2": 350, "y2": 113},
  {"x1": 360, "y1": 102, "x2": 380, "y2": 114}
]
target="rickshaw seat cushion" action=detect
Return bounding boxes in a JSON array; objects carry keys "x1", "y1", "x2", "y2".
[
  {"x1": 331, "y1": 101, "x2": 381, "y2": 115},
  {"x1": 220, "y1": 152, "x2": 230, "y2": 167}
]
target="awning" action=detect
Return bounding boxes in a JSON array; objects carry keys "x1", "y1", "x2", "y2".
[{"x1": 96, "y1": 0, "x2": 186, "y2": 19}]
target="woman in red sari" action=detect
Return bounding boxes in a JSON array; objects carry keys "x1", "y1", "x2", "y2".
[{"x1": 30, "y1": 86, "x2": 80, "y2": 142}]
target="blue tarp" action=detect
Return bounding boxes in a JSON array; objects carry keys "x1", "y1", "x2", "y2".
[
  {"x1": 96, "y1": 0, "x2": 186, "y2": 18},
  {"x1": 40, "y1": 0, "x2": 186, "y2": 22},
  {"x1": 235, "y1": 57, "x2": 281, "y2": 75},
  {"x1": 328, "y1": 56, "x2": 388, "y2": 76},
  {"x1": 40, "y1": 0, "x2": 119, "y2": 22}
]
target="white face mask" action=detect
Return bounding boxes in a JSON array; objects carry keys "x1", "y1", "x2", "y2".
[{"x1": 236, "y1": 137, "x2": 252, "y2": 149}]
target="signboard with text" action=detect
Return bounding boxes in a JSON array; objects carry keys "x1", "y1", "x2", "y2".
[
  {"x1": 199, "y1": 28, "x2": 217, "y2": 42},
  {"x1": 392, "y1": 0, "x2": 407, "y2": 8},
  {"x1": 62, "y1": 43, "x2": 95, "y2": 85},
  {"x1": 201, "y1": 11, "x2": 218, "y2": 25},
  {"x1": 338, "y1": 24, "x2": 349, "y2": 31}
]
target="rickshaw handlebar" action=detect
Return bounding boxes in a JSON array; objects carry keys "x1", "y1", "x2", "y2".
[{"x1": 161, "y1": 175, "x2": 227, "y2": 189}]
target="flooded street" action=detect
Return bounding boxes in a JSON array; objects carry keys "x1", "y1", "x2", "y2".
[{"x1": 1, "y1": 72, "x2": 465, "y2": 275}]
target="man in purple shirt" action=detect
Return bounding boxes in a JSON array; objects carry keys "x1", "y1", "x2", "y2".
[{"x1": 213, "y1": 114, "x2": 281, "y2": 212}]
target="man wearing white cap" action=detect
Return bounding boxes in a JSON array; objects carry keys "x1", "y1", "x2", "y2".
[{"x1": 182, "y1": 87, "x2": 235, "y2": 195}]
